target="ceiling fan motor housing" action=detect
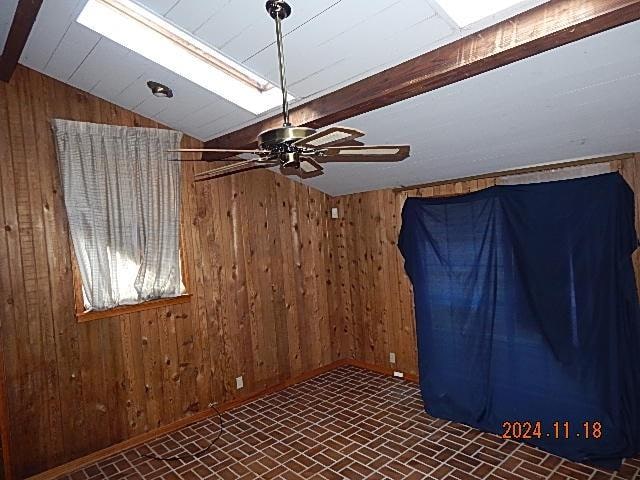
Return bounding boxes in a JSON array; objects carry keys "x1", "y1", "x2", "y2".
[
  {"x1": 258, "y1": 126, "x2": 316, "y2": 147},
  {"x1": 258, "y1": 126, "x2": 317, "y2": 168}
]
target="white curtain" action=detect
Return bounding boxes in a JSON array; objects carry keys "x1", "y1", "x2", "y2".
[{"x1": 52, "y1": 119, "x2": 185, "y2": 311}]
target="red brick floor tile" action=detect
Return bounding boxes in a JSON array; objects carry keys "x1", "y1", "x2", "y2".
[{"x1": 59, "y1": 366, "x2": 640, "y2": 480}]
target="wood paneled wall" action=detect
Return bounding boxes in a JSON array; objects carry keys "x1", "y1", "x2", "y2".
[
  {"x1": 330, "y1": 155, "x2": 640, "y2": 379},
  {"x1": 0, "y1": 66, "x2": 341, "y2": 478},
  {"x1": 2, "y1": 65, "x2": 639, "y2": 480}
]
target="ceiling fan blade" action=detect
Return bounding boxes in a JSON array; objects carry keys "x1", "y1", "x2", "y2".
[
  {"x1": 169, "y1": 156, "x2": 261, "y2": 162},
  {"x1": 293, "y1": 126, "x2": 365, "y2": 148},
  {"x1": 337, "y1": 139, "x2": 365, "y2": 147},
  {"x1": 168, "y1": 148, "x2": 270, "y2": 154},
  {"x1": 323, "y1": 145, "x2": 409, "y2": 156},
  {"x1": 194, "y1": 159, "x2": 276, "y2": 182},
  {"x1": 320, "y1": 145, "x2": 410, "y2": 162},
  {"x1": 299, "y1": 158, "x2": 324, "y2": 173}
]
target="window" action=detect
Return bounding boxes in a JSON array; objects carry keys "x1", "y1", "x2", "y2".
[
  {"x1": 437, "y1": 0, "x2": 533, "y2": 27},
  {"x1": 52, "y1": 119, "x2": 190, "y2": 321}
]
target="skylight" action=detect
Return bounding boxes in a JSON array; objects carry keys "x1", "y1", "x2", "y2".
[
  {"x1": 77, "y1": 0, "x2": 289, "y2": 114},
  {"x1": 437, "y1": 0, "x2": 526, "y2": 27}
]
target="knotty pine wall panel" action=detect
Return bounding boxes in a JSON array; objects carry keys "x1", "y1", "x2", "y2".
[
  {"x1": 0, "y1": 66, "x2": 339, "y2": 478},
  {"x1": 330, "y1": 156, "x2": 639, "y2": 379},
  {"x1": 2, "y1": 65, "x2": 638, "y2": 480}
]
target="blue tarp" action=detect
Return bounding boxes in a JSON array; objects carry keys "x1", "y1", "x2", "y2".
[{"x1": 398, "y1": 173, "x2": 640, "y2": 468}]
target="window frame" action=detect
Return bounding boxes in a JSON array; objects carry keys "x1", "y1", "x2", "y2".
[{"x1": 70, "y1": 231, "x2": 191, "y2": 322}]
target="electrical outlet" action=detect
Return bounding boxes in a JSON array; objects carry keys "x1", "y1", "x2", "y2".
[
  {"x1": 236, "y1": 376, "x2": 244, "y2": 390},
  {"x1": 389, "y1": 352, "x2": 396, "y2": 364},
  {"x1": 393, "y1": 371, "x2": 404, "y2": 378},
  {"x1": 331, "y1": 207, "x2": 339, "y2": 219}
]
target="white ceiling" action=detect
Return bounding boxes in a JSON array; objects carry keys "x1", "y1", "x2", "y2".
[
  {"x1": 17, "y1": 0, "x2": 544, "y2": 141},
  {"x1": 304, "y1": 21, "x2": 640, "y2": 195},
  {"x1": 7, "y1": 0, "x2": 640, "y2": 196},
  {"x1": 0, "y1": 0, "x2": 18, "y2": 52}
]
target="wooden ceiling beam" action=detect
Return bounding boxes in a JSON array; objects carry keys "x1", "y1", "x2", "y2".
[
  {"x1": 0, "y1": 0, "x2": 43, "y2": 82},
  {"x1": 204, "y1": 0, "x2": 640, "y2": 152}
]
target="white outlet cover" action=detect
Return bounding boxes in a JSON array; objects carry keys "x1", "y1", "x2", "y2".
[
  {"x1": 389, "y1": 352, "x2": 396, "y2": 364},
  {"x1": 331, "y1": 207, "x2": 339, "y2": 219},
  {"x1": 236, "y1": 376, "x2": 244, "y2": 389}
]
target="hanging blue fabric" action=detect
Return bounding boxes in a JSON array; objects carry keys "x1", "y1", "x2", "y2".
[{"x1": 398, "y1": 173, "x2": 640, "y2": 468}]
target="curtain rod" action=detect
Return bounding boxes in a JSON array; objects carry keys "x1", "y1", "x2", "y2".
[{"x1": 392, "y1": 153, "x2": 635, "y2": 194}]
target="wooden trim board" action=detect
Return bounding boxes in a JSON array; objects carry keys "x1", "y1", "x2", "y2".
[
  {"x1": 391, "y1": 153, "x2": 634, "y2": 193},
  {"x1": 26, "y1": 358, "x2": 420, "y2": 479},
  {"x1": 348, "y1": 359, "x2": 419, "y2": 383},
  {"x1": 75, "y1": 294, "x2": 193, "y2": 322}
]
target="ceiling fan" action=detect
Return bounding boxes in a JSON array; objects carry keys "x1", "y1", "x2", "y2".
[{"x1": 170, "y1": 0, "x2": 410, "y2": 182}]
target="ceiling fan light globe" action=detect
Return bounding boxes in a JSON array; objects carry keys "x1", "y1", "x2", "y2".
[{"x1": 280, "y1": 151, "x2": 300, "y2": 168}]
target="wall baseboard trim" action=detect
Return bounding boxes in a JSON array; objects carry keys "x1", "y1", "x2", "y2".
[
  {"x1": 27, "y1": 359, "x2": 351, "y2": 480},
  {"x1": 347, "y1": 359, "x2": 419, "y2": 383},
  {"x1": 27, "y1": 358, "x2": 418, "y2": 480}
]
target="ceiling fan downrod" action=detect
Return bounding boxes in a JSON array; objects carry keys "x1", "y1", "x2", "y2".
[
  {"x1": 169, "y1": 0, "x2": 410, "y2": 182},
  {"x1": 266, "y1": 0, "x2": 292, "y2": 127}
]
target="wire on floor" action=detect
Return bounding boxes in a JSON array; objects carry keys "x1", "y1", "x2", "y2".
[{"x1": 139, "y1": 403, "x2": 223, "y2": 462}]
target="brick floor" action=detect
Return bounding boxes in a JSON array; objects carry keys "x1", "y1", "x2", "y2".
[{"x1": 61, "y1": 366, "x2": 640, "y2": 479}]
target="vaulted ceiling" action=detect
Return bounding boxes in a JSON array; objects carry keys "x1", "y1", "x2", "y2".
[
  {"x1": 19, "y1": 0, "x2": 548, "y2": 141},
  {"x1": 5, "y1": 0, "x2": 640, "y2": 195},
  {"x1": 309, "y1": 21, "x2": 640, "y2": 195}
]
